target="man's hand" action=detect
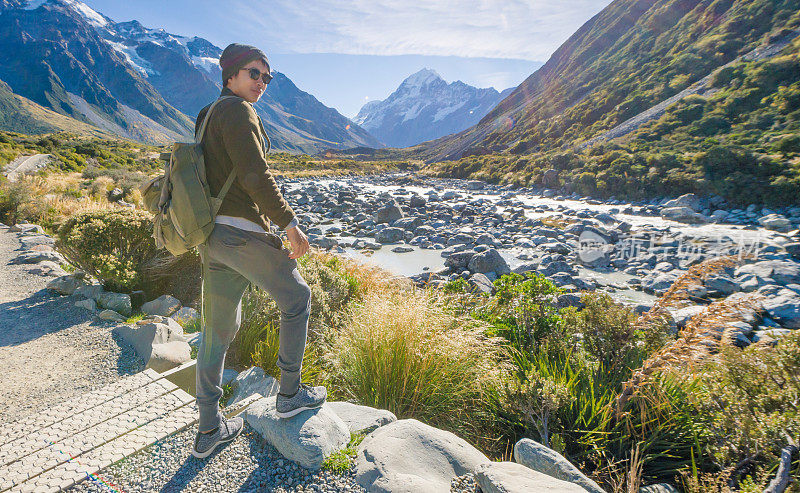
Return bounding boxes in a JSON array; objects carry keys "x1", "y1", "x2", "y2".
[{"x1": 286, "y1": 225, "x2": 310, "y2": 259}]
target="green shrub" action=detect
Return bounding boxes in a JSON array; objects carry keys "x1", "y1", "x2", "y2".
[
  {"x1": 56, "y1": 209, "x2": 158, "y2": 293},
  {"x1": 563, "y1": 293, "x2": 670, "y2": 382},
  {"x1": 477, "y1": 272, "x2": 565, "y2": 355}
]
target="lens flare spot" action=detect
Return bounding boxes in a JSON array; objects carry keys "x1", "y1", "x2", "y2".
[{"x1": 345, "y1": 124, "x2": 351, "y2": 130}]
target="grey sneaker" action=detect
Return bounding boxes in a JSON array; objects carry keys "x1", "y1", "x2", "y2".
[
  {"x1": 191, "y1": 416, "x2": 243, "y2": 458},
  {"x1": 276, "y1": 383, "x2": 327, "y2": 418}
]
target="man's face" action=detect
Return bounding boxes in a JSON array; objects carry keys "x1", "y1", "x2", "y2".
[{"x1": 226, "y1": 59, "x2": 270, "y2": 103}]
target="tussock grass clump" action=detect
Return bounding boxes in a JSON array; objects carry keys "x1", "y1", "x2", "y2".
[{"x1": 326, "y1": 288, "x2": 503, "y2": 444}]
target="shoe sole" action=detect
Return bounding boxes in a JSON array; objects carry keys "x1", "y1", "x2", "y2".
[
  {"x1": 191, "y1": 423, "x2": 244, "y2": 459},
  {"x1": 276, "y1": 402, "x2": 324, "y2": 419}
]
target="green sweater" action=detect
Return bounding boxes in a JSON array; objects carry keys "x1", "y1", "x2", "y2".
[{"x1": 195, "y1": 88, "x2": 296, "y2": 231}]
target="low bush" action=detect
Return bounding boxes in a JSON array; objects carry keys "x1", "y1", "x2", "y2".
[{"x1": 56, "y1": 209, "x2": 159, "y2": 293}]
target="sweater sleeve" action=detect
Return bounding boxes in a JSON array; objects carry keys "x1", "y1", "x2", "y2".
[{"x1": 218, "y1": 101, "x2": 296, "y2": 229}]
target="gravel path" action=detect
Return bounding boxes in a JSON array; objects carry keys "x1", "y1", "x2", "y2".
[
  {"x1": 0, "y1": 227, "x2": 142, "y2": 425},
  {"x1": 68, "y1": 423, "x2": 367, "y2": 493}
]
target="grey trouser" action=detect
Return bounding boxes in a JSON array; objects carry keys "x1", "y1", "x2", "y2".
[{"x1": 196, "y1": 224, "x2": 311, "y2": 433}]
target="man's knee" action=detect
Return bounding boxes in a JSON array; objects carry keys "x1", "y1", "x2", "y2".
[{"x1": 286, "y1": 281, "x2": 311, "y2": 317}]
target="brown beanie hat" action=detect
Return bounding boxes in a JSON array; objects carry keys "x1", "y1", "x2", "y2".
[{"x1": 219, "y1": 43, "x2": 270, "y2": 85}]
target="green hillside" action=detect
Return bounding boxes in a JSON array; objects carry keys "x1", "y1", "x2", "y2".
[
  {"x1": 421, "y1": 0, "x2": 800, "y2": 206},
  {"x1": 0, "y1": 79, "x2": 56, "y2": 135}
]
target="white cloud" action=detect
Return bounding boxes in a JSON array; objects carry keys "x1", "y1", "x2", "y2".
[{"x1": 228, "y1": 0, "x2": 613, "y2": 61}]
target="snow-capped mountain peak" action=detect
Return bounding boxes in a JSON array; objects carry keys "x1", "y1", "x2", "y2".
[
  {"x1": 355, "y1": 70, "x2": 512, "y2": 148},
  {"x1": 401, "y1": 68, "x2": 442, "y2": 88}
]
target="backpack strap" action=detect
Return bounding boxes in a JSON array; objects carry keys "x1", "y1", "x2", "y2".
[{"x1": 195, "y1": 95, "x2": 237, "y2": 143}]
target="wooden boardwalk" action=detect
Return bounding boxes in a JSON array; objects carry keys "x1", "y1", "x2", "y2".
[{"x1": 0, "y1": 363, "x2": 256, "y2": 493}]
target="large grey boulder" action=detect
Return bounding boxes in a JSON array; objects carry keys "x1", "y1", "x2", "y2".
[
  {"x1": 475, "y1": 461, "x2": 588, "y2": 493},
  {"x1": 146, "y1": 341, "x2": 192, "y2": 372},
  {"x1": 660, "y1": 207, "x2": 708, "y2": 224},
  {"x1": 228, "y1": 366, "x2": 280, "y2": 406},
  {"x1": 444, "y1": 250, "x2": 476, "y2": 272},
  {"x1": 46, "y1": 274, "x2": 86, "y2": 295},
  {"x1": 514, "y1": 438, "x2": 604, "y2": 493},
  {"x1": 468, "y1": 248, "x2": 510, "y2": 276},
  {"x1": 326, "y1": 401, "x2": 396, "y2": 434},
  {"x1": 13, "y1": 250, "x2": 63, "y2": 264},
  {"x1": 112, "y1": 322, "x2": 186, "y2": 361},
  {"x1": 758, "y1": 213, "x2": 792, "y2": 232},
  {"x1": 97, "y1": 292, "x2": 132, "y2": 316},
  {"x1": 663, "y1": 193, "x2": 703, "y2": 212},
  {"x1": 75, "y1": 284, "x2": 104, "y2": 300},
  {"x1": 28, "y1": 261, "x2": 67, "y2": 277},
  {"x1": 19, "y1": 235, "x2": 55, "y2": 249},
  {"x1": 141, "y1": 294, "x2": 182, "y2": 317},
  {"x1": 374, "y1": 201, "x2": 404, "y2": 224},
  {"x1": 9, "y1": 223, "x2": 44, "y2": 234},
  {"x1": 761, "y1": 288, "x2": 800, "y2": 329},
  {"x1": 375, "y1": 227, "x2": 405, "y2": 244},
  {"x1": 355, "y1": 418, "x2": 489, "y2": 493},
  {"x1": 243, "y1": 396, "x2": 349, "y2": 470},
  {"x1": 737, "y1": 260, "x2": 800, "y2": 286}
]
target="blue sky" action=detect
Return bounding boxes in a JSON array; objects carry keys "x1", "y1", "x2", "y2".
[{"x1": 84, "y1": 0, "x2": 614, "y2": 117}]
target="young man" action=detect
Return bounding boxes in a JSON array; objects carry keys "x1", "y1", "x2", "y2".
[{"x1": 191, "y1": 43, "x2": 326, "y2": 459}]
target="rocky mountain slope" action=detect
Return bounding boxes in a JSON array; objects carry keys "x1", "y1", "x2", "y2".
[
  {"x1": 0, "y1": 0, "x2": 382, "y2": 152},
  {"x1": 413, "y1": 0, "x2": 800, "y2": 162},
  {"x1": 354, "y1": 69, "x2": 512, "y2": 148}
]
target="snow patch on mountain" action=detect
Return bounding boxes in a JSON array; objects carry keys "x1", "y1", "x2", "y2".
[
  {"x1": 106, "y1": 40, "x2": 158, "y2": 77},
  {"x1": 192, "y1": 56, "x2": 219, "y2": 75},
  {"x1": 63, "y1": 0, "x2": 108, "y2": 27}
]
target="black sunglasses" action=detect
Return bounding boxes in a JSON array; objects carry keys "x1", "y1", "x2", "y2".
[{"x1": 241, "y1": 67, "x2": 273, "y2": 84}]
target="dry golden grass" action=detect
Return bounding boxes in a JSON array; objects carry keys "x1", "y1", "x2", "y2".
[
  {"x1": 539, "y1": 215, "x2": 575, "y2": 230},
  {"x1": 614, "y1": 255, "x2": 762, "y2": 415}
]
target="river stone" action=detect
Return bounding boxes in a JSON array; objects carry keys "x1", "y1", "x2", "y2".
[
  {"x1": 783, "y1": 242, "x2": 800, "y2": 260},
  {"x1": 468, "y1": 248, "x2": 510, "y2": 276},
  {"x1": 469, "y1": 273, "x2": 494, "y2": 293},
  {"x1": 375, "y1": 227, "x2": 405, "y2": 244},
  {"x1": 19, "y1": 235, "x2": 55, "y2": 249},
  {"x1": 761, "y1": 288, "x2": 800, "y2": 329},
  {"x1": 13, "y1": 250, "x2": 63, "y2": 264},
  {"x1": 514, "y1": 438, "x2": 605, "y2": 493},
  {"x1": 445, "y1": 250, "x2": 476, "y2": 272},
  {"x1": 146, "y1": 341, "x2": 191, "y2": 372},
  {"x1": 229, "y1": 366, "x2": 280, "y2": 406},
  {"x1": 325, "y1": 401, "x2": 397, "y2": 434},
  {"x1": 393, "y1": 216, "x2": 423, "y2": 231},
  {"x1": 374, "y1": 201, "x2": 403, "y2": 224},
  {"x1": 660, "y1": 207, "x2": 708, "y2": 224},
  {"x1": 758, "y1": 213, "x2": 792, "y2": 232},
  {"x1": 112, "y1": 322, "x2": 186, "y2": 361},
  {"x1": 141, "y1": 294, "x2": 182, "y2": 317},
  {"x1": 391, "y1": 245, "x2": 414, "y2": 253},
  {"x1": 244, "y1": 396, "x2": 349, "y2": 470},
  {"x1": 704, "y1": 275, "x2": 739, "y2": 296},
  {"x1": 98, "y1": 309, "x2": 125, "y2": 322},
  {"x1": 409, "y1": 195, "x2": 427, "y2": 208},
  {"x1": 737, "y1": 260, "x2": 800, "y2": 286},
  {"x1": 663, "y1": 193, "x2": 703, "y2": 212},
  {"x1": 355, "y1": 419, "x2": 489, "y2": 493},
  {"x1": 475, "y1": 461, "x2": 587, "y2": 493},
  {"x1": 9, "y1": 223, "x2": 44, "y2": 234},
  {"x1": 75, "y1": 284, "x2": 104, "y2": 300},
  {"x1": 75, "y1": 298, "x2": 96, "y2": 311},
  {"x1": 97, "y1": 292, "x2": 132, "y2": 316},
  {"x1": 28, "y1": 261, "x2": 66, "y2": 276},
  {"x1": 465, "y1": 180, "x2": 485, "y2": 190},
  {"x1": 46, "y1": 274, "x2": 86, "y2": 295}
]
